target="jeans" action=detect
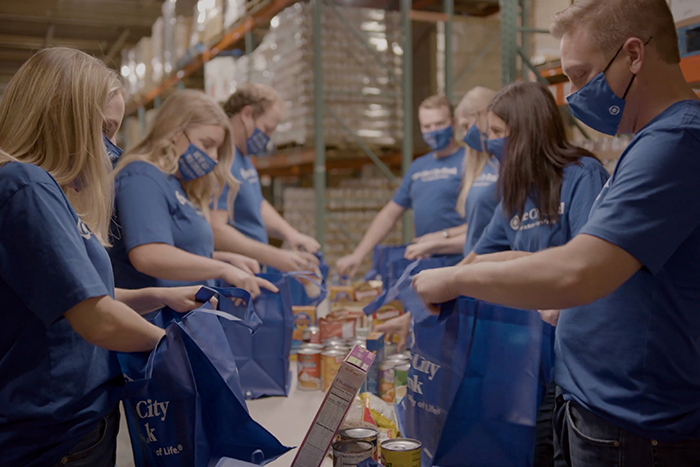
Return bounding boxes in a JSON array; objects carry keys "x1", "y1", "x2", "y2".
[
  {"x1": 535, "y1": 381, "x2": 557, "y2": 467},
  {"x1": 554, "y1": 391, "x2": 700, "y2": 467},
  {"x1": 52, "y1": 408, "x2": 119, "y2": 467}
]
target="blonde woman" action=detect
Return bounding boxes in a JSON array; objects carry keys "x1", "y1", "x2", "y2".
[
  {"x1": 404, "y1": 86, "x2": 499, "y2": 259},
  {"x1": 110, "y1": 90, "x2": 276, "y2": 298},
  {"x1": 0, "y1": 48, "x2": 210, "y2": 467}
]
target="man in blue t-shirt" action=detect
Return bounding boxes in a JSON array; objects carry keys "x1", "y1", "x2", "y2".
[
  {"x1": 412, "y1": 1, "x2": 700, "y2": 465},
  {"x1": 336, "y1": 95, "x2": 467, "y2": 278}
]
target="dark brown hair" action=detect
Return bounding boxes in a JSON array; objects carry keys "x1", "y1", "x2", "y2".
[
  {"x1": 222, "y1": 83, "x2": 283, "y2": 118},
  {"x1": 490, "y1": 81, "x2": 597, "y2": 223}
]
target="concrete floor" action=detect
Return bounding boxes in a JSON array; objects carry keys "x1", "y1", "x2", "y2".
[{"x1": 116, "y1": 372, "x2": 331, "y2": 467}]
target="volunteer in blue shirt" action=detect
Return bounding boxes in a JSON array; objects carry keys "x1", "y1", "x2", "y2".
[
  {"x1": 0, "y1": 48, "x2": 208, "y2": 467},
  {"x1": 211, "y1": 84, "x2": 321, "y2": 273},
  {"x1": 414, "y1": 0, "x2": 700, "y2": 465},
  {"x1": 404, "y1": 86, "x2": 499, "y2": 261},
  {"x1": 463, "y1": 81, "x2": 608, "y2": 467},
  {"x1": 110, "y1": 90, "x2": 276, "y2": 298},
  {"x1": 337, "y1": 95, "x2": 467, "y2": 277}
]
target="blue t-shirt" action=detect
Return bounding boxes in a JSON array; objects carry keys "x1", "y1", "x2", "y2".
[
  {"x1": 463, "y1": 155, "x2": 501, "y2": 255},
  {"x1": 216, "y1": 148, "x2": 268, "y2": 244},
  {"x1": 0, "y1": 162, "x2": 120, "y2": 467},
  {"x1": 393, "y1": 147, "x2": 466, "y2": 237},
  {"x1": 110, "y1": 161, "x2": 215, "y2": 289},
  {"x1": 473, "y1": 156, "x2": 609, "y2": 255},
  {"x1": 556, "y1": 100, "x2": 700, "y2": 441}
]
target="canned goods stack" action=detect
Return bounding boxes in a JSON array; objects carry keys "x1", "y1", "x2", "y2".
[
  {"x1": 298, "y1": 337, "x2": 369, "y2": 392},
  {"x1": 380, "y1": 354, "x2": 411, "y2": 403}
]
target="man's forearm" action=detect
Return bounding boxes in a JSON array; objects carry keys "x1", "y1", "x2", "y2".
[
  {"x1": 213, "y1": 222, "x2": 285, "y2": 268},
  {"x1": 353, "y1": 204, "x2": 404, "y2": 259}
]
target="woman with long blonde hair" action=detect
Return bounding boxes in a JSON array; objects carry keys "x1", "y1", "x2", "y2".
[
  {"x1": 110, "y1": 89, "x2": 276, "y2": 297},
  {"x1": 404, "y1": 86, "x2": 499, "y2": 259},
  {"x1": 0, "y1": 47, "x2": 210, "y2": 467}
]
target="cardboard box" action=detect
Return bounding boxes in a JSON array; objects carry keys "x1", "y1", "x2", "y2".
[
  {"x1": 330, "y1": 285, "x2": 355, "y2": 302},
  {"x1": 292, "y1": 346, "x2": 376, "y2": 467},
  {"x1": 365, "y1": 332, "x2": 385, "y2": 396}
]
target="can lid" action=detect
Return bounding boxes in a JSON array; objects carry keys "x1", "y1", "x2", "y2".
[
  {"x1": 332, "y1": 440, "x2": 374, "y2": 453},
  {"x1": 297, "y1": 347, "x2": 321, "y2": 355},
  {"x1": 339, "y1": 426, "x2": 379, "y2": 439},
  {"x1": 386, "y1": 354, "x2": 410, "y2": 362},
  {"x1": 381, "y1": 438, "x2": 422, "y2": 451},
  {"x1": 395, "y1": 363, "x2": 411, "y2": 371},
  {"x1": 322, "y1": 349, "x2": 347, "y2": 357}
]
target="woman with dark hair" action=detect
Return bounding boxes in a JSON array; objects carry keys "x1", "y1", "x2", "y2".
[{"x1": 456, "y1": 81, "x2": 610, "y2": 466}]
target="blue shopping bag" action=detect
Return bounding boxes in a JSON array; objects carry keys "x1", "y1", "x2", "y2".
[
  {"x1": 219, "y1": 273, "x2": 296, "y2": 399},
  {"x1": 403, "y1": 297, "x2": 548, "y2": 467},
  {"x1": 118, "y1": 304, "x2": 291, "y2": 467},
  {"x1": 267, "y1": 252, "x2": 328, "y2": 307},
  {"x1": 364, "y1": 245, "x2": 408, "y2": 283},
  {"x1": 364, "y1": 260, "x2": 434, "y2": 323}
]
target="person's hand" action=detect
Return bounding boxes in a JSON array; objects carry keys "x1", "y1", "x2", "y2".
[
  {"x1": 159, "y1": 285, "x2": 218, "y2": 312},
  {"x1": 374, "y1": 313, "x2": 411, "y2": 352},
  {"x1": 215, "y1": 252, "x2": 260, "y2": 275},
  {"x1": 222, "y1": 266, "x2": 278, "y2": 299},
  {"x1": 274, "y1": 250, "x2": 320, "y2": 272},
  {"x1": 412, "y1": 266, "x2": 460, "y2": 304},
  {"x1": 288, "y1": 231, "x2": 321, "y2": 253},
  {"x1": 413, "y1": 231, "x2": 445, "y2": 244},
  {"x1": 538, "y1": 309, "x2": 560, "y2": 327},
  {"x1": 336, "y1": 253, "x2": 363, "y2": 278},
  {"x1": 404, "y1": 241, "x2": 437, "y2": 260}
]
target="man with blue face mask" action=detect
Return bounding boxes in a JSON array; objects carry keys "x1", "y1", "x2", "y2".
[
  {"x1": 211, "y1": 84, "x2": 322, "y2": 274},
  {"x1": 337, "y1": 95, "x2": 467, "y2": 277},
  {"x1": 411, "y1": 1, "x2": 700, "y2": 466}
]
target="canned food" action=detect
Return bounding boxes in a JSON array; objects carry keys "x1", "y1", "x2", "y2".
[
  {"x1": 386, "y1": 354, "x2": 410, "y2": 365},
  {"x1": 297, "y1": 348, "x2": 321, "y2": 391},
  {"x1": 300, "y1": 343, "x2": 324, "y2": 352},
  {"x1": 322, "y1": 349, "x2": 346, "y2": 391},
  {"x1": 308, "y1": 326, "x2": 321, "y2": 344},
  {"x1": 379, "y1": 362, "x2": 396, "y2": 403},
  {"x1": 339, "y1": 427, "x2": 379, "y2": 459},
  {"x1": 380, "y1": 439, "x2": 422, "y2": 467},
  {"x1": 346, "y1": 337, "x2": 366, "y2": 346},
  {"x1": 332, "y1": 440, "x2": 374, "y2": 467},
  {"x1": 324, "y1": 337, "x2": 346, "y2": 347},
  {"x1": 393, "y1": 363, "x2": 410, "y2": 403},
  {"x1": 325, "y1": 345, "x2": 351, "y2": 355}
]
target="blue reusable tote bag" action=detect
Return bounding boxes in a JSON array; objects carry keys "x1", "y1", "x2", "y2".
[
  {"x1": 118, "y1": 303, "x2": 291, "y2": 467},
  {"x1": 403, "y1": 297, "x2": 546, "y2": 467},
  {"x1": 364, "y1": 245, "x2": 408, "y2": 283},
  {"x1": 219, "y1": 273, "x2": 296, "y2": 399}
]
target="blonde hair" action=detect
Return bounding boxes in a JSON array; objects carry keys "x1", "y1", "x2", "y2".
[
  {"x1": 223, "y1": 83, "x2": 284, "y2": 118},
  {"x1": 0, "y1": 47, "x2": 122, "y2": 246},
  {"x1": 455, "y1": 87, "x2": 498, "y2": 217},
  {"x1": 419, "y1": 95, "x2": 453, "y2": 114},
  {"x1": 115, "y1": 90, "x2": 238, "y2": 220},
  {"x1": 551, "y1": 0, "x2": 680, "y2": 64}
]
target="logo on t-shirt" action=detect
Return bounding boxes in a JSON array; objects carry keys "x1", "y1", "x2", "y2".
[
  {"x1": 411, "y1": 167, "x2": 458, "y2": 183},
  {"x1": 473, "y1": 172, "x2": 498, "y2": 187},
  {"x1": 509, "y1": 202, "x2": 565, "y2": 231},
  {"x1": 240, "y1": 168, "x2": 259, "y2": 185},
  {"x1": 175, "y1": 190, "x2": 204, "y2": 217},
  {"x1": 77, "y1": 219, "x2": 92, "y2": 240}
]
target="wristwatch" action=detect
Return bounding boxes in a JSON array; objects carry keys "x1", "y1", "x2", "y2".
[{"x1": 442, "y1": 230, "x2": 449, "y2": 239}]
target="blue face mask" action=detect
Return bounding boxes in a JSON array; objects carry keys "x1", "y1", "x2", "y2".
[
  {"x1": 422, "y1": 125, "x2": 454, "y2": 151},
  {"x1": 566, "y1": 37, "x2": 651, "y2": 136},
  {"x1": 246, "y1": 127, "x2": 271, "y2": 156},
  {"x1": 178, "y1": 135, "x2": 218, "y2": 181},
  {"x1": 463, "y1": 124, "x2": 487, "y2": 152},
  {"x1": 485, "y1": 137, "x2": 508, "y2": 162},
  {"x1": 103, "y1": 134, "x2": 123, "y2": 165}
]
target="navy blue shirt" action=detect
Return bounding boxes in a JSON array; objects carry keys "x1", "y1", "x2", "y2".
[
  {"x1": 557, "y1": 100, "x2": 700, "y2": 441},
  {"x1": 393, "y1": 147, "x2": 466, "y2": 237},
  {"x1": 216, "y1": 148, "x2": 268, "y2": 244},
  {"x1": 473, "y1": 156, "x2": 609, "y2": 255},
  {"x1": 0, "y1": 162, "x2": 120, "y2": 467},
  {"x1": 111, "y1": 161, "x2": 214, "y2": 289},
  {"x1": 463, "y1": 155, "x2": 500, "y2": 254}
]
